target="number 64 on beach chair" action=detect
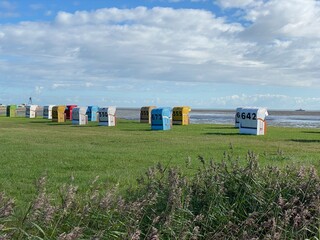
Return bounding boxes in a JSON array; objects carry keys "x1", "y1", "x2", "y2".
[{"x1": 239, "y1": 107, "x2": 269, "y2": 135}]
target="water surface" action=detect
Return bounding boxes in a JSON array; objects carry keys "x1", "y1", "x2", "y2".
[{"x1": 117, "y1": 108, "x2": 320, "y2": 128}]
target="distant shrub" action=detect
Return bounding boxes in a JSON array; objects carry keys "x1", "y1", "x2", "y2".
[{"x1": 1, "y1": 151, "x2": 319, "y2": 239}]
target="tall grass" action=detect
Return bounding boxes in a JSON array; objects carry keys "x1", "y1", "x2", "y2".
[{"x1": 1, "y1": 151, "x2": 319, "y2": 239}]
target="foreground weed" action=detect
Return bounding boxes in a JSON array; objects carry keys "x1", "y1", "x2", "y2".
[
  {"x1": 0, "y1": 150, "x2": 319, "y2": 239},
  {"x1": 0, "y1": 192, "x2": 15, "y2": 239}
]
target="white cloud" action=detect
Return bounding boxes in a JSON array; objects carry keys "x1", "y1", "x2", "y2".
[
  {"x1": 0, "y1": 7, "x2": 247, "y2": 86},
  {"x1": 84, "y1": 82, "x2": 93, "y2": 87},
  {"x1": 197, "y1": 94, "x2": 320, "y2": 109},
  {"x1": 215, "y1": 0, "x2": 262, "y2": 9},
  {"x1": 0, "y1": 5, "x2": 319, "y2": 108},
  {"x1": 35, "y1": 86, "x2": 44, "y2": 95},
  {"x1": 52, "y1": 83, "x2": 72, "y2": 89},
  {"x1": 45, "y1": 10, "x2": 52, "y2": 16},
  {"x1": 0, "y1": 0, "x2": 18, "y2": 18},
  {"x1": 0, "y1": 1, "x2": 16, "y2": 10},
  {"x1": 242, "y1": 0, "x2": 320, "y2": 39}
]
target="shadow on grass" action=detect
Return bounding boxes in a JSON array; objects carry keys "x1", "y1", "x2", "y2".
[
  {"x1": 205, "y1": 126, "x2": 236, "y2": 130},
  {"x1": 291, "y1": 139, "x2": 320, "y2": 143},
  {"x1": 29, "y1": 121, "x2": 52, "y2": 124},
  {"x1": 302, "y1": 131, "x2": 320, "y2": 134},
  {"x1": 46, "y1": 123, "x2": 72, "y2": 126},
  {"x1": 204, "y1": 132, "x2": 239, "y2": 136},
  {"x1": 121, "y1": 128, "x2": 153, "y2": 132},
  {"x1": 70, "y1": 125, "x2": 100, "y2": 128}
]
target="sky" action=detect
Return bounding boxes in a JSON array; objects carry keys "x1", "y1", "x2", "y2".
[{"x1": 0, "y1": 0, "x2": 319, "y2": 110}]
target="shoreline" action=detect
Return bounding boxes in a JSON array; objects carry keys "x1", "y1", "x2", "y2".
[{"x1": 117, "y1": 107, "x2": 320, "y2": 116}]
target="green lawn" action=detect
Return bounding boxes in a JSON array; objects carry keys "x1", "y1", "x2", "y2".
[{"x1": 0, "y1": 116, "x2": 319, "y2": 206}]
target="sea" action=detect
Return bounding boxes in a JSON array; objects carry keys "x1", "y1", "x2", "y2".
[{"x1": 117, "y1": 108, "x2": 320, "y2": 129}]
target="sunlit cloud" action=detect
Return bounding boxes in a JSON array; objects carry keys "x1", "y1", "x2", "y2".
[{"x1": 0, "y1": 2, "x2": 319, "y2": 108}]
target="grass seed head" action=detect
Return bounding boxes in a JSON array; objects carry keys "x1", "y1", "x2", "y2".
[
  {"x1": 58, "y1": 227, "x2": 83, "y2": 240},
  {"x1": 130, "y1": 229, "x2": 141, "y2": 240},
  {"x1": 148, "y1": 227, "x2": 159, "y2": 240}
]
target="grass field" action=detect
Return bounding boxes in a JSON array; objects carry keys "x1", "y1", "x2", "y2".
[{"x1": 0, "y1": 116, "x2": 319, "y2": 207}]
